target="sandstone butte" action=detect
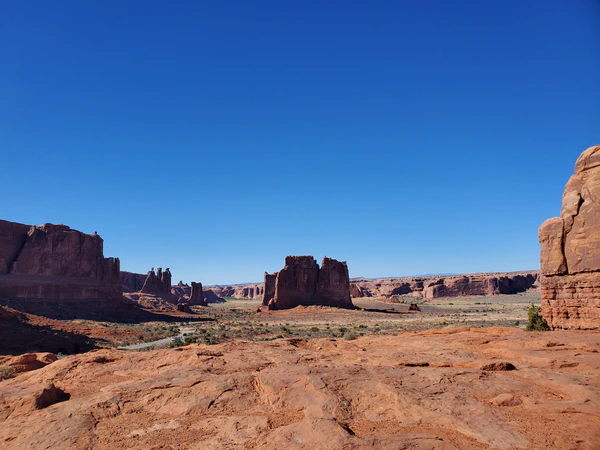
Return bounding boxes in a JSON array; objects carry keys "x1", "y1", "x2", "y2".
[
  {"x1": 540, "y1": 145, "x2": 600, "y2": 329},
  {"x1": 1, "y1": 327, "x2": 599, "y2": 449},
  {"x1": 0, "y1": 220, "x2": 121, "y2": 302},
  {"x1": 263, "y1": 256, "x2": 354, "y2": 310}
]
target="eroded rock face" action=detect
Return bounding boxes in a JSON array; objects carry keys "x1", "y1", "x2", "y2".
[
  {"x1": 540, "y1": 145, "x2": 600, "y2": 330},
  {"x1": 267, "y1": 256, "x2": 354, "y2": 310},
  {"x1": 0, "y1": 221, "x2": 122, "y2": 301}
]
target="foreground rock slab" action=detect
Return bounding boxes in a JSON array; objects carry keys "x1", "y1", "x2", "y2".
[
  {"x1": 1, "y1": 328, "x2": 599, "y2": 449},
  {"x1": 540, "y1": 145, "x2": 600, "y2": 329}
]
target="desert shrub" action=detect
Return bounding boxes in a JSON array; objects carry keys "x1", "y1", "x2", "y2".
[
  {"x1": 343, "y1": 331, "x2": 358, "y2": 341},
  {"x1": 0, "y1": 365, "x2": 15, "y2": 381},
  {"x1": 169, "y1": 337, "x2": 184, "y2": 348},
  {"x1": 526, "y1": 304, "x2": 550, "y2": 331}
]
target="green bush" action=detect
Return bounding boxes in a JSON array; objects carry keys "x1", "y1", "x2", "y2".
[{"x1": 526, "y1": 304, "x2": 550, "y2": 331}]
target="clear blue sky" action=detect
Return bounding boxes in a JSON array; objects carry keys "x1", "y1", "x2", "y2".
[{"x1": 2, "y1": 1, "x2": 599, "y2": 284}]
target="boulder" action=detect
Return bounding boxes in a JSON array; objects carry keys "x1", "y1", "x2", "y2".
[
  {"x1": 267, "y1": 256, "x2": 354, "y2": 310},
  {"x1": 540, "y1": 145, "x2": 600, "y2": 329}
]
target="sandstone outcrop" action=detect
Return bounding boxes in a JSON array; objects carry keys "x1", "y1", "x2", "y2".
[
  {"x1": 540, "y1": 145, "x2": 600, "y2": 330},
  {"x1": 0, "y1": 353, "x2": 57, "y2": 375},
  {"x1": 0, "y1": 220, "x2": 122, "y2": 301},
  {"x1": 266, "y1": 256, "x2": 354, "y2": 310}
]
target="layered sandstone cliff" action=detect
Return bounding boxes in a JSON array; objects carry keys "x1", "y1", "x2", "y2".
[
  {"x1": 0, "y1": 220, "x2": 121, "y2": 301},
  {"x1": 540, "y1": 145, "x2": 600, "y2": 330},
  {"x1": 265, "y1": 256, "x2": 354, "y2": 310},
  {"x1": 349, "y1": 271, "x2": 538, "y2": 300}
]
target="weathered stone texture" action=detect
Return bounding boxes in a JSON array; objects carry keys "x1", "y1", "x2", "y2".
[
  {"x1": 540, "y1": 145, "x2": 600, "y2": 329},
  {"x1": 541, "y1": 272, "x2": 600, "y2": 330},
  {"x1": 267, "y1": 256, "x2": 354, "y2": 310}
]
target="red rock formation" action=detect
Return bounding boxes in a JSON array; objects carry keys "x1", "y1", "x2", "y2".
[
  {"x1": 267, "y1": 256, "x2": 354, "y2": 310},
  {"x1": 189, "y1": 282, "x2": 206, "y2": 306},
  {"x1": 164, "y1": 281, "x2": 224, "y2": 304},
  {"x1": 350, "y1": 272, "x2": 538, "y2": 300},
  {"x1": 140, "y1": 268, "x2": 159, "y2": 294},
  {"x1": 349, "y1": 283, "x2": 367, "y2": 298},
  {"x1": 161, "y1": 268, "x2": 172, "y2": 295},
  {"x1": 540, "y1": 145, "x2": 600, "y2": 330},
  {"x1": 0, "y1": 221, "x2": 121, "y2": 301},
  {"x1": 210, "y1": 283, "x2": 265, "y2": 299},
  {"x1": 140, "y1": 267, "x2": 172, "y2": 296},
  {"x1": 262, "y1": 272, "x2": 277, "y2": 306},
  {"x1": 176, "y1": 303, "x2": 193, "y2": 313}
]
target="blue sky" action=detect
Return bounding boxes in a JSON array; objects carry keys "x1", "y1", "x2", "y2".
[{"x1": 2, "y1": 1, "x2": 599, "y2": 284}]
